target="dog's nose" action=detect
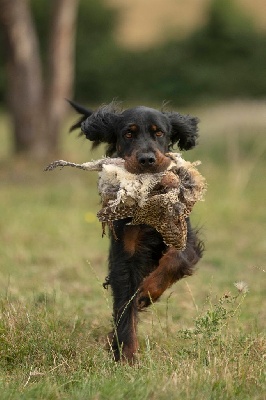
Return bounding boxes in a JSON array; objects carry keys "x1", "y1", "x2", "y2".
[{"x1": 138, "y1": 153, "x2": 156, "y2": 167}]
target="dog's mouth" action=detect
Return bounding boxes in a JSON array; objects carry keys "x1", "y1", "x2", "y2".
[{"x1": 124, "y1": 151, "x2": 171, "y2": 174}]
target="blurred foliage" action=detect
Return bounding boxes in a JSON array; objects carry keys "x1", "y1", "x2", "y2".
[
  {"x1": 180, "y1": 0, "x2": 266, "y2": 101},
  {"x1": 110, "y1": 0, "x2": 266, "y2": 105},
  {"x1": 0, "y1": 0, "x2": 266, "y2": 106}
]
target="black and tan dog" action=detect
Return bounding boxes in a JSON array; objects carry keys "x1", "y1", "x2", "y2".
[{"x1": 69, "y1": 101, "x2": 204, "y2": 363}]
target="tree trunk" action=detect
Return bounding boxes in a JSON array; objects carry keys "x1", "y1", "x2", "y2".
[
  {"x1": 0, "y1": 0, "x2": 45, "y2": 157},
  {"x1": 0, "y1": 0, "x2": 79, "y2": 160},
  {"x1": 45, "y1": 0, "x2": 79, "y2": 153}
]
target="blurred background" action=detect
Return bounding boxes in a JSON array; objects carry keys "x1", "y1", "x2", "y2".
[
  {"x1": 0, "y1": 0, "x2": 266, "y2": 159},
  {"x1": 0, "y1": 0, "x2": 265, "y2": 338}
]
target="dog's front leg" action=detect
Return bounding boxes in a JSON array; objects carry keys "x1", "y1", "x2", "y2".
[
  {"x1": 137, "y1": 224, "x2": 203, "y2": 309},
  {"x1": 107, "y1": 234, "x2": 139, "y2": 363},
  {"x1": 108, "y1": 266, "x2": 139, "y2": 363},
  {"x1": 137, "y1": 247, "x2": 181, "y2": 309}
]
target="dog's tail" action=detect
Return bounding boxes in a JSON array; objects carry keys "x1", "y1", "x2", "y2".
[{"x1": 67, "y1": 99, "x2": 93, "y2": 132}]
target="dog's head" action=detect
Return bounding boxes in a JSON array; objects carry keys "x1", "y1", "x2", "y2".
[{"x1": 72, "y1": 102, "x2": 199, "y2": 174}]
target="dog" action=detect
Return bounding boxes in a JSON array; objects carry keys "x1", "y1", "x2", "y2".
[{"x1": 69, "y1": 100, "x2": 204, "y2": 363}]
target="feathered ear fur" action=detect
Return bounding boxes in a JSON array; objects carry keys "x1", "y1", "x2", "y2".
[
  {"x1": 67, "y1": 99, "x2": 93, "y2": 132},
  {"x1": 165, "y1": 112, "x2": 199, "y2": 151},
  {"x1": 81, "y1": 103, "x2": 121, "y2": 146}
]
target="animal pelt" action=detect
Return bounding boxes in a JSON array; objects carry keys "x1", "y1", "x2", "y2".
[{"x1": 45, "y1": 152, "x2": 206, "y2": 250}]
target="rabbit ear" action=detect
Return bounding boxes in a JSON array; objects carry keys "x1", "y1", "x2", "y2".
[
  {"x1": 165, "y1": 112, "x2": 199, "y2": 151},
  {"x1": 81, "y1": 103, "x2": 122, "y2": 145}
]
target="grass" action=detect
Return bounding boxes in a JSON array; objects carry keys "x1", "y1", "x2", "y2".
[{"x1": 0, "y1": 101, "x2": 265, "y2": 399}]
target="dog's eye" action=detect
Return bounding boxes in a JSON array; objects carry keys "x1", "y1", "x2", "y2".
[{"x1": 155, "y1": 131, "x2": 164, "y2": 137}]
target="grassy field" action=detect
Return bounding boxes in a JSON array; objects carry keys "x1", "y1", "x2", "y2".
[{"x1": 0, "y1": 101, "x2": 265, "y2": 399}]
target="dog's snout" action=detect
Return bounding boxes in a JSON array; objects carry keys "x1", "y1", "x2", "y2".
[{"x1": 138, "y1": 153, "x2": 156, "y2": 167}]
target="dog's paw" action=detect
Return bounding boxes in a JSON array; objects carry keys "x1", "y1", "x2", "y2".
[
  {"x1": 137, "y1": 293, "x2": 152, "y2": 310},
  {"x1": 137, "y1": 277, "x2": 163, "y2": 310}
]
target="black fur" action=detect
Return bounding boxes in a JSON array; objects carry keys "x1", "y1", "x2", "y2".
[
  {"x1": 67, "y1": 99, "x2": 93, "y2": 132},
  {"x1": 69, "y1": 101, "x2": 203, "y2": 362}
]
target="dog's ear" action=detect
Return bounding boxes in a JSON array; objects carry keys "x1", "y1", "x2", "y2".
[
  {"x1": 165, "y1": 112, "x2": 199, "y2": 151},
  {"x1": 67, "y1": 99, "x2": 93, "y2": 132},
  {"x1": 81, "y1": 104, "x2": 122, "y2": 146}
]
